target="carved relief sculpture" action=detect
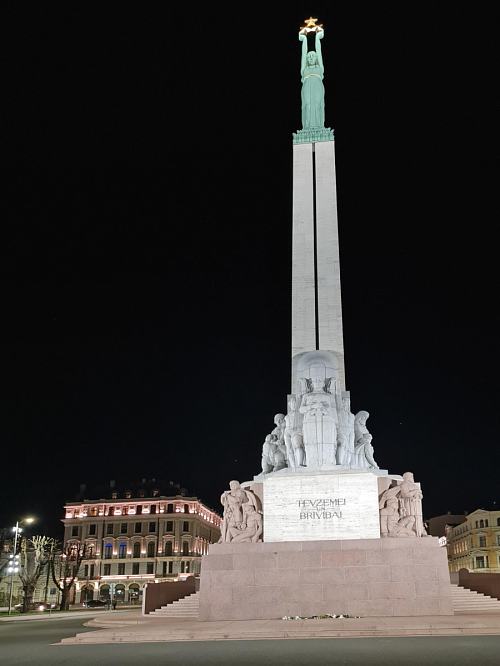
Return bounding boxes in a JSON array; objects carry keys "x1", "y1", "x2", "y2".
[
  {"x1": 353, "y1": 411, "x2": 379, "y2": 469},
  {"x1": 336, "y1": 392, "x2": 355, "y2": 467},
  {"x1": 284, "y1": 395, "x2": 305, "y2": 469},
  {"x1": 378, "y1": 472, "x2": 427, "y2": 538},
  {"x1": 299, "y1": 375, "x2": 338, "y2": 468},
  {"x1": 399, "y1": 472, "x2": 427, "y2": 537},
  {"x1": 219, "y1": 481, "x2": 263, "y2": 544}
]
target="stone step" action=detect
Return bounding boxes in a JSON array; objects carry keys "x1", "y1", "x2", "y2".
[
  {"x1": 450, "y1": 585, "x2": 500, "y2": 613},
  {"x1": 150, "y1": 591, "x2": 200, "y2": 617}
]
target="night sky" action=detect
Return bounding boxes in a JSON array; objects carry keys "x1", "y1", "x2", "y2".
[{"x1": 1, "y1": 6, "x2": 497, "y2": 536}]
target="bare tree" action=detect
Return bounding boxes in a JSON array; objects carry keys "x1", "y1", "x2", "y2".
[
  {"x1": 50, "y1": 541, "x2": 88, "y2": 611},
  {"x1": 18, "y1": 536, "x2": 54, "y2": 612}
]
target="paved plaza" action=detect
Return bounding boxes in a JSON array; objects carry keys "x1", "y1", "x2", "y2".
[{"x1": 2, "y1": 616, "x2": 500, "y2": 665}]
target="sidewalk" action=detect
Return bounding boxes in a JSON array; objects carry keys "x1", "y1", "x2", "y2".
[
  {"x1": 58, "y1": 609, "x2": 500, "y2": 644},
  {"x1": 0, "y1": 608, "x2": 138, "y2": 622}
]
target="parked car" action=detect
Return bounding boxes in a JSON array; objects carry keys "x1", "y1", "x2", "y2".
[
  {"x1": 13, "y1": 602, "x2": 57, "y2": 612},
  {"x1": 83, "y1": 599, "x2": 107, "y2": 608}
]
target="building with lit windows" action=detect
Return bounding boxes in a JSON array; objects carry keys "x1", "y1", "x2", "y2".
[
  {"x1": 62, "y1": 480, "x2": 221, "y2": 604},
  {"x1": 447, "y1": 508, "x2": 500, "y2": 574}
]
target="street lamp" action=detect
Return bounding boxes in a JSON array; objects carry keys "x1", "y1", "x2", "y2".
[{"x1": 8, "y1": 517, "x2": 36, "y2": 615}]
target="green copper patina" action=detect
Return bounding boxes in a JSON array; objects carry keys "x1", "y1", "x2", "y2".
[
  {"x1": 293, "y1": 21, "x2": 334, "y2": 145},
  {"x1": 300, "y1": 29, "x2": 325, "y2": 129}
]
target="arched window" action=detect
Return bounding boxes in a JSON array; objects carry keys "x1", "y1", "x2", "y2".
[
  {"x1": 118, "y1": 542, "x2": 126, "y2": 558},
  {"x1": 165, "y1": 541, "x2": 173, "y2": 556},
  {"x1": 115, "y1": 584, "x2": 125, "y2": 599},
  {"x1": 133, "y1": 542, "x2": 141, "y2": 558},
  {"x1": 182, "y1": 541, "x2": 189, "y2": 556},
  {"x1": 147, "y1": 541, "x2": 155, "y2": 558},
  {"x1": 104, "y1": 544, "x2": 112, "y2": 559},
  {"x1": 100, "y1": 584, "x2": 110, "y2": 600}
]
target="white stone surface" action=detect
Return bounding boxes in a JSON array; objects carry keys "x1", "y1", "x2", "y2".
[
  {"x1": 315, "y1": 141, "x2": 345, "y2": 389},
  {"x1": 291, "y1": 142, "x2": 316, "y2": 356},
  {"x1": 263, "y1": 470, "x2": 381, "y2": 542}
]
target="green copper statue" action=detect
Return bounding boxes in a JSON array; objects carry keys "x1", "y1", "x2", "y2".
[{"x1": 299, "y1": 29, "x2": 325, "y2": 129}]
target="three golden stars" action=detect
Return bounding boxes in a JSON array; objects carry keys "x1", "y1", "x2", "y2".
[{"x1": 299, "y1": 16, "x2": 324, "y2": 34}]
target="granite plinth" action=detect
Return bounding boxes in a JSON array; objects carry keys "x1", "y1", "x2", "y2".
[{"x1": 199, "y1": 537, "x2": 453, "y2": 621}]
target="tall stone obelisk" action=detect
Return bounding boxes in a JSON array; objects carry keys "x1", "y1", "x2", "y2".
[{"x1": 291, "y1": 22, "x2": 345, "y2": 393}]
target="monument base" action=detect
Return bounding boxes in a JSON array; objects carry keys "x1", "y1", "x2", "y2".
[{"x1": 199, "y1": 537, "x2": 452, "y2": 621}]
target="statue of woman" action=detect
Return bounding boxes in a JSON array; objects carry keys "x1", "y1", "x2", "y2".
[
  {"x1": 353, "y1": 411, "x2": 379, "y2": 469},
  {"x1": 299, "y1": 29, "x2": 325, "y2": 129},
  {"x1": 284, "y1": 395, "x2": 305, "y2": 469}
]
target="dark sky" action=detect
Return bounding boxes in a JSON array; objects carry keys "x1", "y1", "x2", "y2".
[{"x1": 1, "y1": 6, "x2": 497, "y2": 536}]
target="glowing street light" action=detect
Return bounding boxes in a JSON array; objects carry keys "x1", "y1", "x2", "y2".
[{"x1": 8, "y1": 516, "x2": 36, "y2": 615}]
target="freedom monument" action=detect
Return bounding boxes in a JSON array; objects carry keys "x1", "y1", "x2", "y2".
[{"x1": 199, "y1": 19, "x2": 452, "y2": 620}]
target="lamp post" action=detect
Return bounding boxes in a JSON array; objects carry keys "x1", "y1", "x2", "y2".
[{"x1": 7, "y1": 517, "x2": 35, "y2": 615}]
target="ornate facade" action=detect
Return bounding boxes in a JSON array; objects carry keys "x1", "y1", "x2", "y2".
[
  {"x1": 62, "y1": 486, "x2": 221, "y2": 604},
  {"x1": 447, "y1": 509, "x2": 500, "y2": 573}
]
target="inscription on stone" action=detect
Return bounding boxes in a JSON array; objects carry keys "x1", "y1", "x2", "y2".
[{"x1": 263, "y1": 472, "x2": 381, "y2": 542}]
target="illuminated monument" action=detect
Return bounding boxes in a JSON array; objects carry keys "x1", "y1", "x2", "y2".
[{"x1": 199, "y1": 19, "x2": 453, "y2": 621}]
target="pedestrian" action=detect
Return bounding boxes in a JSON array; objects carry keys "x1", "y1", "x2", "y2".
[{"x1": 112, "y1": 599, "x2": 117, "y2": 610}]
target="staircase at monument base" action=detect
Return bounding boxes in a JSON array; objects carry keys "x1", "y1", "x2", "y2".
[
  {"x1": 149, "y1": 591, "x2": 200, "y2": 618},
  {"x1": 451, "y1": 584, "x2": 500, "y2": 613}
]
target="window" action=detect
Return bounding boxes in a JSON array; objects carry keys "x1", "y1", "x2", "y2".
[
  {"x1": 479, "y1": 536, "x2": 486, "y2": 547},
  {"x1": 165, "y1": 542, "x2": 173, "y2": 556},
  {"x1": 122, "y1": 506, "x2": 128, "y2": 515},
  {"x1": 84, "y1": 564, "x2": 89, "y2": 577},
  {"x1": 485, "y1": 520, "x2": 489, "y2": 527},
  {"x1": 146, "y1": 562, "x2": 154, "y2": 574},
  {"x1": 135, "y1": 522, "x2": 142, "y2": 533},
  {"x1": 147, "y1": 541, "x2": 155, "y2": 557},
  {"x1": 497, "y1": 518, "x2": 500, "y2": 527},
  {"x1": 149, "y1": 522, "x2": 156, "y2": 533},
  {"x1": 476, "y1": 556, "x2": 486, "y2": 569},
  {"x1": 120, "y1": 523, "x2": 127, "y2": 534},
  {"x1": 185, "y1": 561, "x2": 190, "y2": 574},
  {"x1": 497, "y1": 535, "x2": 500, "y2": 546},
  {"x1": 103, "y1": 564, "x2": 111, "y2": 576},
  {"x1": 166, "y1": 521, "x2": 173, "y2": 532},
  {"x1": 168, "y1": 561, "x2": 173, "y2": 574},
  {"x1": 118, "y1": 563, "x2": 125, "y2": 575},
  {"x1": 150, "y1": 505, "x2": 157, "y2": 514},
  {"x1": 89, "y1": 507, "x2": 97, "y2": 517},
  {"x1": 132, "y1": 563, "x2": 139, "y2": 575},
  {"x1": 118, "y1": 542, "x2": 126, "y2": 558},
  {"x1": 104, "y1": 544, "x2": 112, "y2": 559},
  {"x1": 479, "y1": 520, "x2": 484, "y2": 528},
  {"x1": 180, "y1": 561, "x2": 185, "y2": 573},
  {"x1": 89, "y1": 524, "x2": 96, "y2": 535},
  {"x1": 136, "y1": 505, "x2": 142, "y2": 515},
  {"x1": 133, "y1": 542, "x2": 141, "y2": 558},
  {"x1": 167, "y1": 504, "x2": 173, "y2": 514},
  {"x1": 183, "y1": 521, "x2": 189, "y2": 532},
  {"x1": 184, "y1": 504, "x2": 189, "y2": 513},
  {"x1": 90, "y1": 564, "x2": 95, "y2": 578},
  {"x1": 109, "y1": 507, "x2": 115, "y2": 516},
  {"x1": 71, "y1": 526, "x2": 79, "y2": 537},
  {"x1": 106, "y1": 524, "x2": 114, "y2": 535},
  {"x1": 162, "y1": 561, "x2": 167, "y2": 576},
  {"x1": 182, "y1": 541, "x2": 189, "y2": 555}
]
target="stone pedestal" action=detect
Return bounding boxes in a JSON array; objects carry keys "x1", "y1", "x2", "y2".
[{"x1": 199, "y1": 537, "x2": 453, "y2": 621}]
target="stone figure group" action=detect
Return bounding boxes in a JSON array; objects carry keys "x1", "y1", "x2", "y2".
[
  {"x1": 219, "y1": 481, "x2": 263, "y2": 544},
  {"x1": 378, "y1": 472, "x2": 427, "y2": 538},
  {"x1": 260, "y1": 376, "x2": 379, "y2": 474}
]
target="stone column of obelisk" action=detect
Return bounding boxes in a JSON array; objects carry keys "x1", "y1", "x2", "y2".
[{"x1": 291, "y1": 135, "x2": 345, "y2": 392}]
